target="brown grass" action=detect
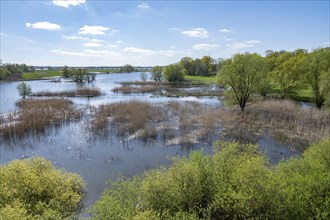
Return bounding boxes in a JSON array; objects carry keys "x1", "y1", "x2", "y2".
[
  {"x1": 32, "y1": 88, "x2": 101, "y2": 97},
  {"x1": 89, "y1": 99, "x2": 330, "y2": 148},
  {"x1": 0, "y1": 98, "x2": 81, "y2": 140},
  {"x1": 112, "y1": 85, "x2": 169, "y2": 94}
]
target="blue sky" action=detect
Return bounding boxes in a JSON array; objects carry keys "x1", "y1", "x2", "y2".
[{"x1": 1, "y1": 0, "x2": 329, "y2": 66}]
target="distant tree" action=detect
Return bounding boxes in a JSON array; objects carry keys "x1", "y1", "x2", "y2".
[
  {"x1": 201, "y1": 56, "x2": 216, "y2": 75},
  {"x1": 301, "y1": 47, "x2": 330, "y2": 109},
  {"x1": 140, "y1": 72, "x2": 147, "y2": 82},
  {"x1": 120, "y1": 64, "x2": 135, "y2": 73},
  {"x1": 268, "y1": 49, "x2": 306, "y2": 98},
  {"x1": 0, "y1": 67, "x2": 11, "y2": 80},
  {"x1": 194, "y1": 58, "x2": 208, "y2": 76},
  {"x1": 163, "y1": 64, "x2": 186, "y2": 82},
  {"x1": 180, "y1": 57, "x2": 195, "y2": 75},
  {"x1": 62, "y1": 65, "x2": 70, "y2": 78},
  {"x1": 217, "y1": 53, "x2": 266, "y2": 112},
  {"x1": 17, "y1": 82, "x2": 32, "y2": 99},
  {"x1": 151, "y1": 66, "x2": 163, "y2": 82}
]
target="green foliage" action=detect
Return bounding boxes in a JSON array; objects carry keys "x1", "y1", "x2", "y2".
[
  {"x1": 0, "y1": 66, "x2": 11, "y2": 80},
  {"x1": 184, "y1": 75, "x2": 217, "y2": 85},
  {"x1": 180, "y1": 56, "x2": 217, "y2": 76},
  {"x1": 163, "y1": 63, "x2": 186, "y2": 82},
  {"x1": 120, "y1": 64, "x2": 136, "y2": 73},
  {"x1": 17, "y1": 82, "x2": 32, "y2": 99},
  {"x1": 90, "y1": 140, "x2": 330, "y2": 220},
  {"x1": 140, "y1": 72, "x2": 148, "y2": 82},
  {"x1": 151, "y1": 66, "x2": 163, "y2": 82},
  {"x1": 300, "y1": 47, "x2": 330, "y2": 108},
  {"x1": 0, "y1": 157, "x2": 85, "y2": 219},
  {"x1": 217, "y1": 53, "x2": 266, "y2": 111}
]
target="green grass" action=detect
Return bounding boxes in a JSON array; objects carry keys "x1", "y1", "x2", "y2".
[
  {"x1": 184, "y1": 75, "x2": 217, "y2": 85},
  {"x1": 22, "y1": 70, "x2": 61, "y2": 80}
]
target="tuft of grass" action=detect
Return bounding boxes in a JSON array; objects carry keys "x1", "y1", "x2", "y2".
[
  {"x1": 0, "y1": 98, "x2": 81, "y2": 140},
  {"x1": 113, "y1": 85, "x2": 169, "y2": 93},
  {"x1": 32, "y1": 88, "x2": 101, "y2": 97}
]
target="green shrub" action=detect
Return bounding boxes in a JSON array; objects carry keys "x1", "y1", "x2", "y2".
[
  {"x1": 89, "y1": 140, "x2": 330, "y2": 220},
  {"x1": 0, "y1": 157, "x2": 85, "y2": 219}
]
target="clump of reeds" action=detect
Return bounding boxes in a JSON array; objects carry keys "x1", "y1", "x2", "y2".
[
  {"x1": 112, "y1": 85, "x2": 169, "y2": 94},
  {"x1": 242, "y1": 99, "x2": 330, "y2": 146},
  {"x1": 32, "y1": 88, "x2": 101, "y2": 97},
  {"x1": 91, "y1": 101, "x2": 164, "y2": 138},
  {"x1": 0, "y1": 98, "x2": 81, "y2": 140}
]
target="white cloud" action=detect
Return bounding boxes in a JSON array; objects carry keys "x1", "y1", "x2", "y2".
[
  {"x1": 84, "y1": 49, "x2": 118, "y2": 56},
  {"x1": 222, "y1": 37, "x2": 234, "y2": 41},
  {"x1": 116, "y1": 40, "x2": 123, "y2": 44},
  {"x1": 84, "y1": 42, "x2": 102, "y2": 47},
  {"x1": 181, "y1": 28, "x2": 209, "y2": 38},
  {"x1": 245, "y1": 40, "x2": 261, "y2": 44},
  {"x1": 26, "y1": 22, "x2": 60, "y2": 30},
  {"x1": 52, "y1": 0, "x2": 86, "y2": 8},
  {"x1": 79, "y1": 25, "x2": 109, "y2": 35},
  {"x1": 51, "y1": 49, "x2": 89, "y2": 56},
  {"x1": 226, "y1": 42, "x2": 253, "y2": 50},
  {"x1": 63, "y1": 36, "x2": 89, "y2": 40},
  {"x1": 192, "y1": 43, "x2": 219, "y2": 50},
  {"x1": 219, "y1": 28, "x2": 231, "y2": 33},
  {"x1": 170, "y1": 46, "x2": 176, "y2": 49},
  {"x1": 169, "y1": 28, "x2": 181, "y2": 31},
  {"x1": 107, "y1": 44, "x2": 119, "y2": 48},
  {"x1": 122, "y1": 47, "x2": 154, "y2": 56},
  {"x1": 89, "y1": 38, "x2": 105, "y2": 43},
  {"x1": 137, "y1": 2, "x2": 150, "y2": 9}
]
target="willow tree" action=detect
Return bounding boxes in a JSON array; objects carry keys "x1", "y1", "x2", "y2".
[
  {"x1": 17, "y1": 82, "x2": 32, "y2": 99},
  {"x1": 217, "y1": 53, "x2": 266, "y2": 112},
  {"x1": 301, "y1": 48, "x2": 330, "y2": 109}
]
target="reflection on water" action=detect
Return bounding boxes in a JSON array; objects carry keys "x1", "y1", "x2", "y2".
[{"x1": 0, "y1": 72, "x2": 301, "y2": 214}]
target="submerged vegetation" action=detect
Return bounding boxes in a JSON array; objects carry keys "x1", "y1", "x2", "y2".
[
  {"x1": 89, "y1": 100, "x2": 329, "y2": 148},
  {"x1": 0, "y1": 99, "x2": 81, "y2": 141},
  {"x1": 89, "y1": 139, "x2": 330, "y2": 219},
  {"x1": 0, "y1": 157, "x2": 85, "y2": 219}
]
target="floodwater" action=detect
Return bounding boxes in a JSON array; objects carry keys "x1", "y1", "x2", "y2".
[{"x1": 0, "y1": 72, "x2": 300, "y2": 215}]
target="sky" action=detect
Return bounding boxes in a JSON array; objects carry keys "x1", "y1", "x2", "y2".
[{"x1": 0, "y1": 0, "x2": 329, "y2": 66}]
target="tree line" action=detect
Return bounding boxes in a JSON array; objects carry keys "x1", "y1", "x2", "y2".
[
  {"x1": 152, "y1": 47, "x2": 330, "y2": 110},
  {"x1": 0, "y1": 61, "x2": 35, "y2": 80}
]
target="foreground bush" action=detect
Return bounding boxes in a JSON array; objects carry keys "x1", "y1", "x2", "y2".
[
  {"x1": 0, "y1": 157, "x2": 85, "y2": 219},
  {"x1": 89, "y1": 139, "x2": 330, "y2": 219}
]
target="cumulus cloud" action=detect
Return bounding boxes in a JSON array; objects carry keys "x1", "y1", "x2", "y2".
[
  {"x1": 181, "y1": 28, "x2": 209, "y2": 38},
  {"x1": 192, "y1": 43, "x2": 219, "y2": 50},
  {"x1": 84, "y1": 49, "x2": 118, "y2": 56},
  {"x1": 26, "y1": 22, "x2": 60, "y2": 30},
  {"x1": 137, "y1": 2, "x2": 150, "y2": 9},
  {"x1": 107, "y1": 44, "x2": 119, "y2": 48},
  {"x1": 84, "y1": 42, "x2": 102, "y2": 47},
  {"x1": 63, "y1": 36, "x2": 89, "y2": 40},
  {"x1": 51, "y1": 49, "x2": 89, "y2": 56},
  {"x1": 245, "y1": 40, "x2": 261, "y2": 44},
  {"x1": 116, "y1": 40, "x2": 123, "y2": 43},
  {"x1": 222, "y1": 37, "x2": 234, "y2": 42},
  {"x1": 122, "y1": 47, "x2": 154, "y2": 56},
  {"x1": 219, "y1": 28, "x2": 231, "y2": 33},
  {"x1": 52, "y1": 0, "x2": 86, "y2": 8},
  {"x1": 79, "y1": 25, "x2": 109, "y2": 35}
]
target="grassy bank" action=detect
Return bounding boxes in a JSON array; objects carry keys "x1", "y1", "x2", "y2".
[
  {"x1": 22, "y1": 70, "x2": 61, "y2": 80},
  {"x1": 184, "y1": 75, "x2": 217, "y2": 85},
  {"x1": 32, "y1": 88, "x2": 101, "y2": 97}
]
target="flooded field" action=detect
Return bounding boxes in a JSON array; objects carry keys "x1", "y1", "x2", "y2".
[{"x1": 0, "y1": 72, "x2": 308, "y2": 213}]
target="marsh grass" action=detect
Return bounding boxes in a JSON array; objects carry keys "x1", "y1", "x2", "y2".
[
  {"x1": 90, "y1": 99, "x2": 330, "y2": 148},
  {"x1": 0, "y1": 98, "x2": 81, "y2": 140},
  {"x1": 113, "y1": 85, "x2": 169, "y2": 94},
  {"x1": 32, "y1": 88, "x2": 101, "y2": 97}
]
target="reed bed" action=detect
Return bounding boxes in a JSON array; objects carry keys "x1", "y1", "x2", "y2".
[
  {"x1": 32, "y1": 88, "x2": 101, "y2": 97},
  {"x1": 112, "y1": 84, "x2": 169, "y2": 94},
  {"x1": 89, "y1": 99, "x2": 330, "y2": 148},
  {"x1": 0, "y1": 98, "x2": 81, "y2": 140}
]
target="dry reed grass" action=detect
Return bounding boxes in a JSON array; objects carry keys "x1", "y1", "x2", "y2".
[
  {"x1": 32, "y1": 88, "x2": 101, "y2": 97},
  {"x1": 0, "y1": 98, "x2": 81, "y2": 140},
  {"x1": 89, "y1": 99, "x2": 330, "y2": 148},
  {"x1": 112, "y1": 85, "x2": 169, "y2": 94}
]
